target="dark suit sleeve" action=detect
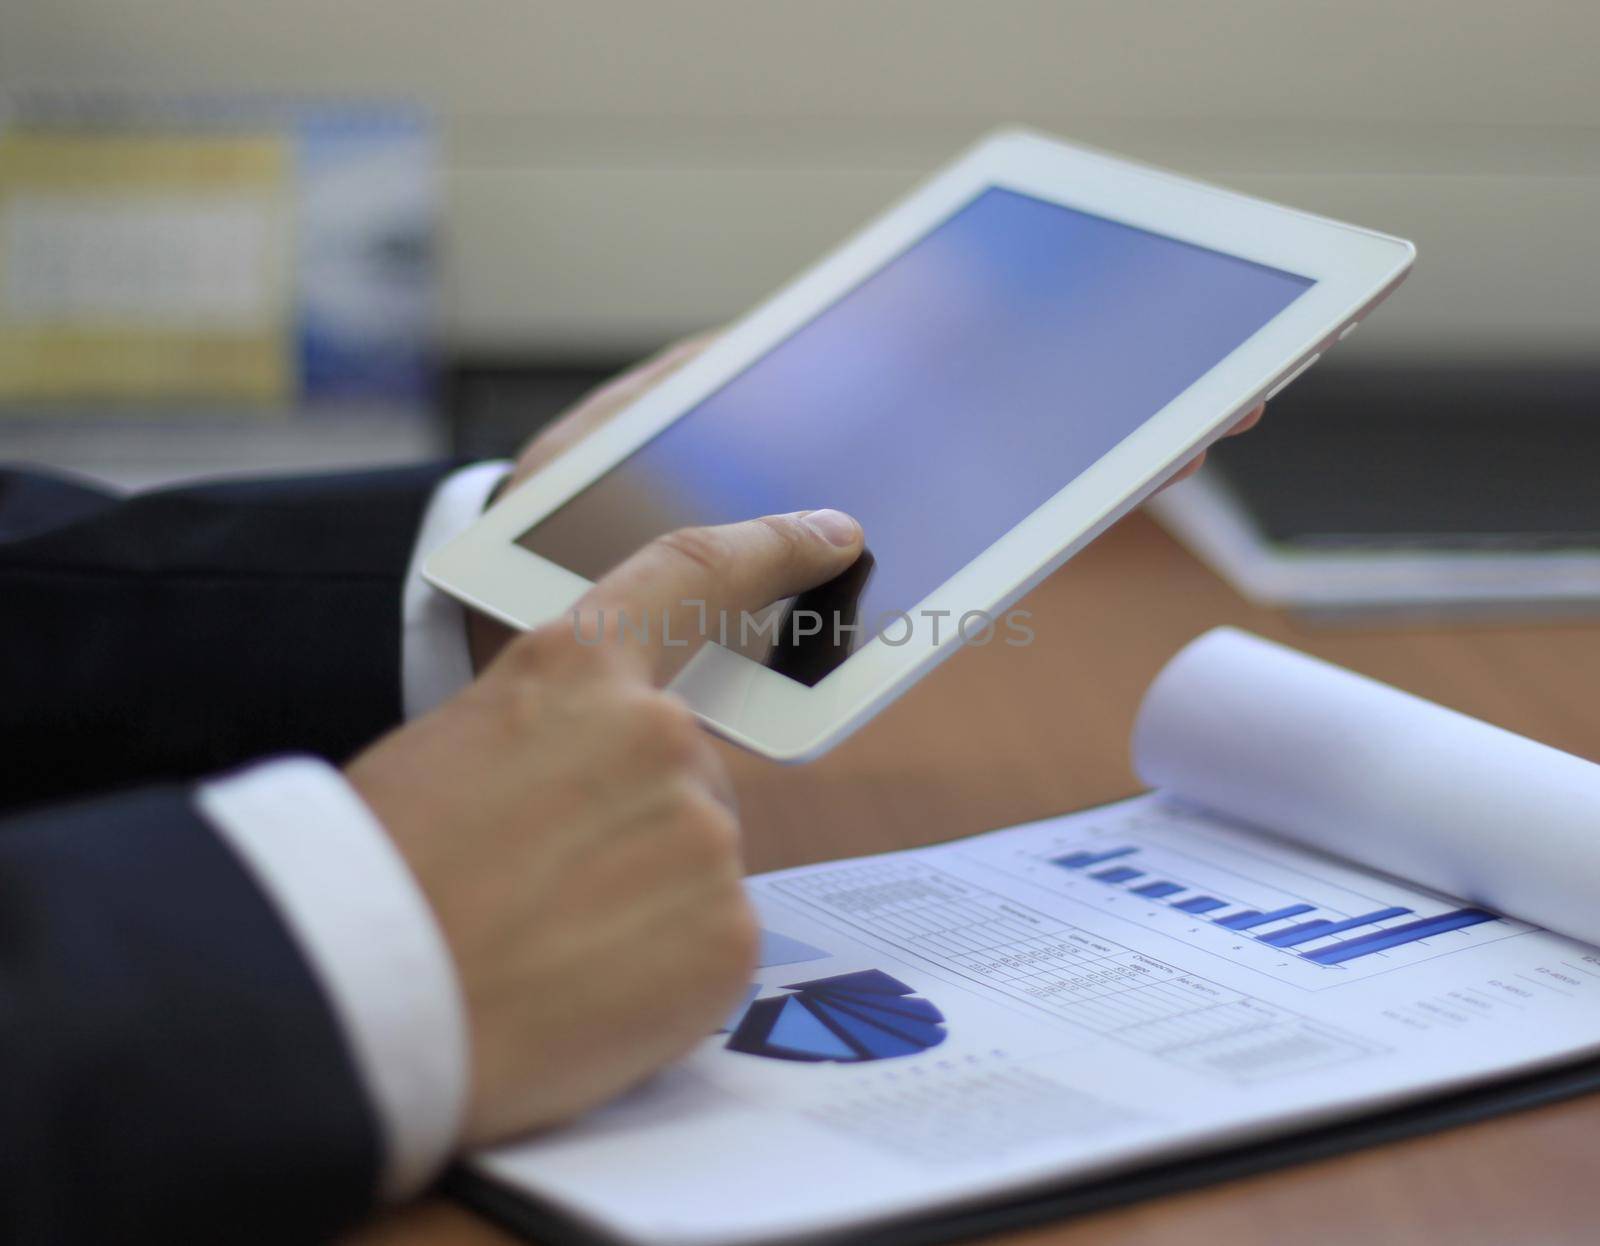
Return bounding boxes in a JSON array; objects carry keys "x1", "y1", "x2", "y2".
[
  {"x1": 0, "y1": 783, "x2": 382, "y2": 1244},
  {"x1": 0, "y1": 463, "x2": 461, "y2": 813}
]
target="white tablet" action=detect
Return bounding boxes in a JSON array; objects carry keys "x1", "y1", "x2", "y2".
[{"x1": 425, "y1": 129, "x2": 1414, "y2": 760}]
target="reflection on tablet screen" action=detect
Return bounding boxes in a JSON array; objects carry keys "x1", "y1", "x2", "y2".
[{"x1": 518, "y1": 186, "x2": 1312, "y2": 685}]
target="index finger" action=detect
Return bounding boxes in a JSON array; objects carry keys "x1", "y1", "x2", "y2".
[{"x1": 575, "y1": 509, "x2": 865, "y2": 687}]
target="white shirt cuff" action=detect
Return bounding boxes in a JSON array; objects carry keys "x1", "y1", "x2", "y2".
[
  {"x1": 402, "y1": 461, "x2": 512, "y2": 720},
  {"x1": 197, "y1": 756, "x2": 469, "y2": 1200}
]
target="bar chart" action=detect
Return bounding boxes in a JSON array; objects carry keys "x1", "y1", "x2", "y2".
[
  {"x1": 772, "y1": 860, "x2": 1378, "y2": 1082},
  {"x1": 972, "y1": 803, "x2": 1531, "y2": 990},
  {"x1": 1056, "y1": 846, "x2": 1498, "y2": 966}
]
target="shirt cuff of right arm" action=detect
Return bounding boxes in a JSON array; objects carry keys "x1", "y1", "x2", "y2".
[{"x1": 197, "y1": 756, "x2": 469, "y2": 1200}]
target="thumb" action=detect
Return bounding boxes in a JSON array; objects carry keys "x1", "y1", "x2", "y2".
[{"x1": 577, "y1": 509, "x2": 864, "y2": 686}]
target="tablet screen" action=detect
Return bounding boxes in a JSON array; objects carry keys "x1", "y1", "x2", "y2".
[{"x1": 517, "y1": 186, "x2": 1312, "y2": 684}]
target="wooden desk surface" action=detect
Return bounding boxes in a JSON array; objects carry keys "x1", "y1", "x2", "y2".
[{"x1": 351, "y1": 512, "x2": 1600, "y2": 1246}]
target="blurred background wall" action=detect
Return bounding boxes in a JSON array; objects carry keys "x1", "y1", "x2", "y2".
[{"x1": 6, "y1": 0, "x2": 1597, "y2": 366}]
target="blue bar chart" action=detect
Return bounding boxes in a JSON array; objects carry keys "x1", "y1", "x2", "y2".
[
  {"x1": 1053, "y1": 846, "x2": 1139, "y2": 869},
  {"x1": 1214, "y1": 905, "x2": 1316, "y2": 931},
  {"x1": 1258, "y1": 907, "x2": 1413, "y2": 948},
  {"x1": 1173, "y1": 896, "x2": 1228, "y2": 914},
  {"x1": 1043, "y1": 840, "x2": 1513, "y2": 977},
  {"x1": 1301, "y1": 909, "x2": 1498, "y2": 965}
]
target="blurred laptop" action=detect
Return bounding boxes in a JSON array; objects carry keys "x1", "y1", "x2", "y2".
[{"x1": 1150, "y1": 363, "x2": 1600, "y2": 617}]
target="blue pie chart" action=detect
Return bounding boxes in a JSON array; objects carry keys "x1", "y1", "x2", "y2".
[{"x1": 724, "y1": 969, "x2": 947, "y2": 1063}]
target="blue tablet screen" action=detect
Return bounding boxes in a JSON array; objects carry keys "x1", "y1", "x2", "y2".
[{"x1": 518, "y1": 187, "x2": 1312, "y2": 684}]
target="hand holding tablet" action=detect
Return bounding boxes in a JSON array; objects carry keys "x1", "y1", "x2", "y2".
[{"x1": 429, "y1": 128, "x2": 1414, "y2": 759}]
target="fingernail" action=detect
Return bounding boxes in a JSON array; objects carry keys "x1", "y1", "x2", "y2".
[{"x1": 802, "y1": 508, "x2": 860, "y2": 547}]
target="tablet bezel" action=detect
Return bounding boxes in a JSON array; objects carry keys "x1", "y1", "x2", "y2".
[{"x1": 425, "y1": 129, "x2": 1415, "y2": 760}]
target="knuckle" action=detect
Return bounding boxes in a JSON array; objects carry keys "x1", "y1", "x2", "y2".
[
  {"x1": 655, "y1": 525, "x2": 727, "y2": 579},
  {"x1": 702, "y1": 747, "x2": 736, "y2": 808},
  {"x1": 714, "y1": 896, "x2": 761, "y2": 978},
  {"x1": 622, "y1": 691, "x2": 702, "y2": 764},
  {"x1": 502, "y1": 673, "x2": 545, "y2": 733},
  {"x1": 509, "y1": 620, "x2": 613, "y2": 679},
  {"x1": 755, "y1": 514, "x2": 810, "y2": 567},
  {"x1": 501, "y1": 624, "x2": 563, "y2": 673},
  {"x1": 670, "y1": 783, "x2": 741, "y2": 865},
  {"x1": 486, "y1": 632, "x2": 559, "y2": 714},
  {"x1": 491, "y1": 625, "x2": 619, "y2": 731}
]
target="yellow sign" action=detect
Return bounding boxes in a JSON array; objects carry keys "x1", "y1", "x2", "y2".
[{"x1": 0, "y1": 131, "x2": 293, "y2": 403}]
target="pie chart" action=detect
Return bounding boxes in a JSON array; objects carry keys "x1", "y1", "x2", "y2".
[{"x1": 724, "y1": 969, "x2": 947, "y2": 1063}]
